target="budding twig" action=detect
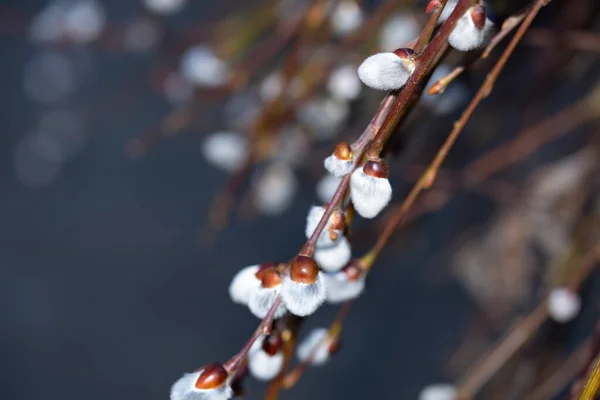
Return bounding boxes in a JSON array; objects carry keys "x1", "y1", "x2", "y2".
[{"x1": 361, "y1": 0, "x2": 550, "y2": 269}]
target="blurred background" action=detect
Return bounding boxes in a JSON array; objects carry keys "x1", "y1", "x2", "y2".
[{"x1": 1, "y1": 0, "x2": 599, "y2": 399}]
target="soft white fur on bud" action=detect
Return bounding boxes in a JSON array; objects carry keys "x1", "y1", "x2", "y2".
[
  {"x1": 180, "y1": 45, "x2": 230, "y2": 87},
  {"x1": 254, "y1": 163, "x2": 298, "y2": 216},
  {"x1": 298, "y1": 97, "x2": 349, "y2": 141},
  {"x1": 418, "y1": 384, "x2": 458, "y2": 400},
  {"x1": 281, "y1": 272, "x2": 326, "y2": 317},
  {"x1": 201, "y1": 131, "x2": 248, "y2": 172},
  {"x1": 350, "y1": 167, "x2": 392, "y2": 219},
  {"x1": 379, "y1": 12, "x2": 420, "y2": 52},
  {"x1": 248, "y1": 337, "x2": 284, "y2": 381},
  {"x1": 324, "y1": 269, "x2": 364, "y2": 303},
  {"x1": 314, "y1": 236, "x2": 352, "y2": 273},
  {"x1": 548, "y1": 288, "x2": 581, "y2": 323},
  {"x1": 330, "y1": 0, "x2": 364, "y2": 37},
  {"x1": 448, "y1": 8, "x2": 493, "y2": 51},
  {"x1": 316, "y1": 174, "x2": 342, "y2": 203},
  {"x1": 296, "y1": 328, "x2": 331, "y2": 366},
  {"x1": 327, "y1": 64, "x2": 362, "y2": 101},
  {"x1": 62, "y1": 0, "x2": 106, "y2": 44},
  {"x1": 357, "y1": 52, "x2": 415, "y2": 91},
  {"x1": 170, "y1": 371, "x2": 233, "y2": 400},
  {"x1": 228, "y1": 265, "x2": 261, "y2": 305},
  {"x1": 144, "y1": 0, "x2": 187, "y2": 15},
  {"x1": 324, "y1": 154, "x2": 354, "y2": 177},
  {"x1": 305, "y1": 206, "x2": 343, "y2": 248},
  {"x1": 248, "y1": 285, "x2": 287, "y2": 319}
]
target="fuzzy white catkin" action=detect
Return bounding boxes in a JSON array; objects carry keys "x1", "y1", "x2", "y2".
[
  {"x1": 330, "y1": 0, "x2": 364, "y2": 37},
  {"x1": 418, "y1": 384, "x2": 458, "y2": 400},
  {"x1": 350, "y1": 167, "x2": 393, "y2": 218},
  {"x1": 548, "y1": 288, "x2": 581, "y2": 323},
  {"x1": 379, "y1": 12, "x2": 421, "y2": 52},
  {"x1": 324, "y1": 154, "x2": 354, "y2": 177},
  {"x1": 324, "y1": 270, "x2": 365, "y2": 303},
  {"x1": 298, "y1": 97, "x2": 349, "y2": 141},
  {"x1": 180, "y1": 45, "x2": 230, "y2": 87},
  {"x1": 144, "y1": 0, "x2": 187, "y2": 15},
  {"x1": 305, "y1": 206, "x2": 342, "y2": 248},
  {"x1": 327, "y1": 64, "x2": 362, "y2": 101},
  {"x1": 281, "y1": 272, "x2": 326, "y2": 317},
  {"x1": 201, "y1": 131, "x2": 248, "y2": 172},
  {"x1": 314, "y1": 236, "x2": 352, "y2": 273},
  {"x1": 448, "y1": 9, "x2": 494, "y2": 51},
  {"x1": 248, "y1": 338, "x2": 284, "y2": 381},
  {"x1": 254, "y1": 163, "x2": 298, "y2": 216},
  {"x1": 297, "y1": 328, "x2": 331, "y2": 366},
  {"x1": 248, "y1": 285, "x2": 287, "y2": 319},
  {"x1": 170, "y1": 371, "x2": 233, "y2": 400},
  {"x1": 228, "y1": 265, "x2": 261, "y2": 305},
  {"x1": 316, "y1": 174, "x2": 342, "y2": 203},
  {"x1": 62, "y1": 0, "x2": 106, "y2": 43},
  {"x1": 357, "y1": 52, "x2": 415, "y2": 91}
]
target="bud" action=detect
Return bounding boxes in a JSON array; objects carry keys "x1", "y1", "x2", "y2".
[
  {"x1": 202, "y1": 131, "x2": 248, "y2": 172},
  {"x1": 229, "y1": 263, "x2": 278, "y2": 306},
  {"x1": 248, "y1": 268, "x2": 287, "y2": 319},
  {"x1": 323, "y1": 262, "x2": 365, "y2": 303},
  {"x1": 379, "y1": 12, "x2": 420, "y2": 52},
  {"x1": 144, "y1": 0, "x2": 187, "y2": 15},
  {"x1": 448, "y1": 5, "x2": 494, "y2": 51},
  {"x1": 247, "y1": 334, "x2": 284, "y2": 381},
  {"x1": 350, "y1": 159, "x2": 392, "y2": 218},
  {"x1": 180, "y1": 45, "x2": 230, "y2": 87},
  {"x1": 418, "y1": 384, "x2": 458, "y2": 400},
  {"x1": 324, "y1": 142, "x2": 355, "y2": 177},
  {"x1": 170, "y1": 363, "x2": 233, "y2": 400},
  {"x1": 330, "y1": 0, "x2": 364, "y2": 37},
  {"x1": 357, "y1": 49, "x2": 416, "y2": 91},
  {"x1": 254, "y1": 163, "x2": 298, "y2": 216},
  {"x1": 316, "y1": 174, "x2": 343, "y2": 203},
  {"x1": 305, "y1": 205, "x2": 345, "y2": 248},
  {"x1": 62, "y1": 0, "x2": 106, "y2": 44},
  {"x1": 548, "y1": 288, "x2": 581, "y2": 323},
  {"x1": 281, "y1": 256, "x2": 326, "y2": 317},
  {"x1": 327, "y1": 64, "x2": 362, "y2": 101},
  {"x1": 314, "y1": 236, "x2": 352, "y2": 273},
  {"x1": 298, "y1": 96, "x2": 349, "y2": 141},
  {"x1": 296, "y1": 328, "x2": 335, "y2": 366}
]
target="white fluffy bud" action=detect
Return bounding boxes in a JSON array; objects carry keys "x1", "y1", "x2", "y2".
[
  {"x1": 330, "y1": 0, "x2": 364, "y2": 37},
  {"x1": 296, "y1": 328, "x2": 332, "y2": 366},
  {"x1": 180, "y1": 45, "x2": 230, "y2": 87},
  {"x1": 357, "y1": 51, "x2": 416, "y2": 91},
  {"x1": 350, "y1": 161, "x2": 392, "y2": 219},
  {"x1": 201, "y1": 131, "x2": 248, "y2": 172},
  {"x1": 548, "y1": 288, "x2": 581, "y2": 323},
  {"x1": 314, "y1": 236, "x2": 352, "y2": 273},
  {"x1": 418, "y1": 384, "x2": 458, "y2": 400},
  {"x1": 324, "y1": 267, "x2": 365, "y2": 303},
  {"x1": 228, "y1": 265, "x2": 261, "y2": 305},
  {"x1": 144, "y1": 0, "x2": 187, "y2": 15},
  {"x1": 248, "y1": 336, "x2": 284, "y2": 381},
  {"x1": 248, "y1": 285, "x2": 287, "y2": 320},
  {"x1": 327, "y1": 64, "x2": 362, "y2": 101},
  {"x1": 281, "y1": 272, "x2": 326, "y2": 317},
  {"x1": 448, "y1": 6, "x2": 493, "y2": 51},
  {"x1": 62, "y1": 0, "x2": 106, "y2": 43},
  {"x1": 305, "y1": 206, "x2": 344, "y2": 248},
  {"x1": 170, "y1": 369, "x2": 233, "y2": 400},
  {"x1": 254, "y1": 163, "x2": 298, "y2": 216},
  {"x1": 379, "y1": 12, "x2": 420, "y2": 52}
]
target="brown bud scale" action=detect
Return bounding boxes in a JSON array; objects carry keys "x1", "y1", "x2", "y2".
[
  {"x1": 363, "y1": 160, "x2": 389, "y2": 179},
  {"x1": 470, "y1": 5, "x2": 486, "y2": 30},
  {"x1": 290, "y1": 256, "x2": 319, "y2": 284},
  {"x1": 333, "y1": 142, "x2": 353, "y2": 161},
  {"x1": 195, "y1": 363, "x2": 228, "y2": 390},
  {"x1": 393, "y1": 48, "x2": 416, "y2": 60},
  {"x1": 261, "y1": 267, "x2": 282, "y2": 288},
  {"x1": 262, "y1": 332, "x2": 283, "y2": 356}
]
